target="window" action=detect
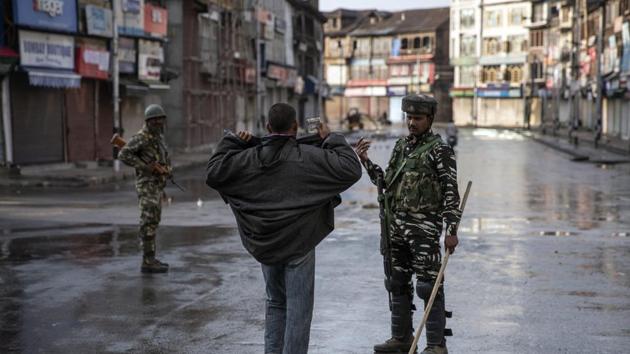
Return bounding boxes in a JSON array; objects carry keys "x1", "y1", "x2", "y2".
[
  {"x1": 460, "y1": 35, "x2": 477, "y2": 57},
  {"x1": 531, "y1": 61, "x2": 544, "y2": 80},
  {"x1": 484, "y1": 10, "x2": 502, "y2": 27},
  {"x1": 483, "y1": 37, "x2": 500, "y2": 55},
  {"x1": 507, "y1": 35, "x2": 527, "y2": 54},
  {"x1": 508, "y1": 7, "x2": 525, "y2": 26},
  {"x1": 460, "y1": 8, "x2": 475, "y2": 28},
  {"x1": 401, "y1": 38, "x2": 408, "y2": 49},
  {"x1": 530, "y1": 30, "x2": 544, "y2": 47},
  {"x1": 414, "y1": 37, "x2": 421, "y2": 49},
  {"x1": 390, "y1": 64, "x2": 410, "y2": 77},
  {"x1": 422, "y1": 37, "x2": 431, "y2": 49},
  {"x1": 458, "y1": 65, "x2": 475, "y2": 87},
  {"x1": 560, "y1": 6, "x2": 571, "y2": 24},
  {"x1": 505, "y1": 65, "x2": 523, "y2": 83},
  {"x1": 482, "y1": 65, "x2": 500, "y2": 83},
  {"x1": 332, "y1": 18, "x2": 338, "y2": 29},
  {"x1": 533, "y1": 3, "x2": 545, "y2": 23}
]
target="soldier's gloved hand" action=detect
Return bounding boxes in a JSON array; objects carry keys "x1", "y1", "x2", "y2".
[{"x1": 445, "y1": 234, "x2": 459, "y2": 254}]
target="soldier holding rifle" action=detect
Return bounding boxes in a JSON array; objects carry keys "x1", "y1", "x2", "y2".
[
  {"x1": 355, "y1": 94, "x2": 461, "y2": 354},
  {"x1": 118, "y1": 104, "x2": 172, "y2": 274}
]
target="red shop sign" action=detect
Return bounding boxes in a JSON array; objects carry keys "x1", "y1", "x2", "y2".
[{"x1": 76, "y1": 45, "x2": 110, "y2": 79}]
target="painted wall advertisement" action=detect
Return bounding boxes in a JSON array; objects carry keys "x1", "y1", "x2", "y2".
[
  {"x1": 13, "y1": 0, "x2": 77, "y2": 32},
  {"x1": 116, "y1": 0, "x2": 145, "y2": 36},
  {"x1": 85, "y1": 5, "x2": 113, "y2": 37},
  {"x1": 138, "y1": 39, "x2": 163, "y2": 81},
  {"x1": 19, "y1": 30, "x2": 74, "y2": 70}
]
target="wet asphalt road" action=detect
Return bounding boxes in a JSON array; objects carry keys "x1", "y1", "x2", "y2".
[{"x1": 1, "y1": 128, "x2": 629, "y2": 353}]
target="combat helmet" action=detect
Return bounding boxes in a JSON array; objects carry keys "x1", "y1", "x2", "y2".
[
  {"x1": 144, "y1": 104, "x2": 166, "y2": 121},
  {"x1": 402, "y1": 94, "x2": 438, "y2": 117}
]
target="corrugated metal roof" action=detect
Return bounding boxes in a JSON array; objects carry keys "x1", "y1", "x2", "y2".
[{"x1": 349, "y1": 7, "x2": 449, "y2": 37}]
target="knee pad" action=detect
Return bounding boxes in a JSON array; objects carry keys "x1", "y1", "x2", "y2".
[{"x1": 416, "y1": 281, "x2": 443, "y2": 301}]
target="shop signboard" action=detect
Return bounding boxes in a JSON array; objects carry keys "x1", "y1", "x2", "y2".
[
  {"x1": 622, "y1": 22, "x2": 630, "y2": 74},
  {"x1": 275, "y1": 18, "x2": 286, "y2": 34},
  {"x1": 387, "y1": 86, "x2": 407, "y2": 96},
  {"x1": 116, "y1": 0, "x2": 145, "y2": 36},
  {"x1": 138, "y1": 39, "x2": 163, "y2": 81},
  {"x1": 119, "y1": 37, "x2": 136, "y2": 74},
  {"x1": 266, "y1": 63, "x2": 286, "y2": 81},
  {"x1": 19, "y1": 30, "x2": 74, "y2": 70},
  {"x1": 477, "y1": 87, "x2": 522, "y2": 98},
  {"x1": 12, "y1": 0, "x2": 77, "y2": 33},
  {"x1": 344, "y1": 86, "x2": 387, "y2": 97},
  {"x1": 86, "y1": 5, "x2": 113, "y2": 38},
  {"x1": 76, "y1": 39, "x2": 110, "y2": 79},
  {"x1": 144, "y1": 3, "x2": 167, "y2": 38}
]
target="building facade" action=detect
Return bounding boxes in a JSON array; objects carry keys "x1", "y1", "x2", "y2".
[
  {"x1": 451, "y1": 0, "x2": 531, "y2": 127},
  {"x1": 324, "y1": 7, "x2": 452, "y2": 127},
  {"x1": 0, "y1": 0, "x2": 326, "y2": 167}
]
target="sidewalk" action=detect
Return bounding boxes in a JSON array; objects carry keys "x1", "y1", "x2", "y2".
[
  {"x1": 0, "y1": 149, "x2": 211, "y2": 189},
  {"x1": 520, "y1": 129, "x2": 630, "y2": 164}
]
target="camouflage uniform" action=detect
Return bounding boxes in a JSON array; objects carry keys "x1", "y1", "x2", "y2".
[
  {"x1": 118, "y1": 126, "x2": 171, "y2": 263},
  {"x1": 366, "y1": 128, "x2": 461, "y2": 352}
]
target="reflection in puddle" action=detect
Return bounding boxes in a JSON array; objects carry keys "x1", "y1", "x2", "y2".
[
  {"x1": 539, "y1": 231, "x2": 578, "y2": 237},
  {"x1": 471, "y1": 129, "x2": 525, "y2": 141},
  {"x1": 0, "y1": 226, "x2": 235, "y2": 263}
]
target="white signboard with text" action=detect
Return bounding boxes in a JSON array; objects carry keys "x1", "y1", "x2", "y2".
[{"x1": 19, "y1": 30, "x2": 74, "y2": 69}]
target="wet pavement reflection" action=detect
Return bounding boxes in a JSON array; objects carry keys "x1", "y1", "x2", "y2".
[{"x1": 0, "y1": 128, "x2": 629, "y2": 353}]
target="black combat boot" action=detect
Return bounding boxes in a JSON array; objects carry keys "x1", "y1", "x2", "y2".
[
  {"x1": 417, "y1": 281, "x2": 447, "y2": 354},
  {"x1": 374, "y1": 295, "x2": 415, "y2": 353},
  {"x1": 141, "y1": 257, "x2": 169, "y2": 273}
]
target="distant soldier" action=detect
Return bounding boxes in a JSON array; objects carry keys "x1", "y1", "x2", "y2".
[
  {"x1": 355, "y1": 94, "x2": 461, "y2": 354},
  {"x1": 119, "y1": 104, "x2": 172, "y2": 273}
]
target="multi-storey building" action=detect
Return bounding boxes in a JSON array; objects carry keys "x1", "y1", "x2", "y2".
[
  {"x1": 526, "y1": 0, "x2": 630, "y2": 146},
  {"x1": 450, "y1": 0, "x2": 482, "y2": 125},
  {"x1": 323, "y1": 9, "x2": 372, "y2": 128},
  {"x1": 0, "y1": 0, "x2": 326, "y2": 167},
  {"x1": 323, "y1": 7, "x2": 452, "y2": 127}
]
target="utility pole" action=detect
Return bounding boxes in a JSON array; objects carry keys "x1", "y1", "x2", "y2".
[
  {"x1": 473, "y1": 0, "x2": 484, "y2": 127},
  {"x1": 112, "y1": 0, "x2": 121, "y2": 172},
  {"x1": 569, "y1": 0, "x2": 581, "y2": 142},
  {"x1": 594, "y1": 1, "x2": 604, "y2": 145},
  {"x1": 255, "y1": 0, "x2": 262, "y2": 135}
]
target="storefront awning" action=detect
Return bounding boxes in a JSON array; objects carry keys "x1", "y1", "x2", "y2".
[
  {"x1": 140, "y1": 80, "x2": 171, "y2": 90},
  {"x1": 120, "y1": 78, "x2": 149, "y2": 97},
  {"x1": 25, "y1": 68, "x2": 81, "y2": 89}
]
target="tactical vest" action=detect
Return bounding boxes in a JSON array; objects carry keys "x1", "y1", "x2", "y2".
[{"x1": 385, "y1": 136, "x2": 443, "y2": 213}]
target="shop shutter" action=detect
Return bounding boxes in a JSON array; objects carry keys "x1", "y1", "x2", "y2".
[{"x1": 10, "y1": 73, "x2": 64, "y2": 165}]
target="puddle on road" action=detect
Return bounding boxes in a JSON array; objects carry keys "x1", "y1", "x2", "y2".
[
  {"x1": 0, "y1": 225, "x2": 235, "y2": 263},
  {"x1": 539, "y1": 231, "x2": 578, "y2": 237}
]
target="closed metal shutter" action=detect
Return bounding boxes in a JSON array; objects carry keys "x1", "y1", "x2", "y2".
[{"x1": 10, "y1": 73, "x2": 64, "y2": 165}]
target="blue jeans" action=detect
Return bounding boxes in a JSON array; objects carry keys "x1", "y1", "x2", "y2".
[{"x1": 261, "y1": 250, "x2": 315, "y2": 354}]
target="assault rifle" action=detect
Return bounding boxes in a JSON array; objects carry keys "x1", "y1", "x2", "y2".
[
  {"x1": 376, "y1": 171, "x2": 394, "y2": 312},
  {"x1": 110, "y1": 134, "x2": 185, "y2": 192}
]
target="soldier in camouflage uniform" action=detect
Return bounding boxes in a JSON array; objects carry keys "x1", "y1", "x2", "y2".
[
  {"x1": 118, "y1": 104, "x2": 172, "y2": 273},
  {"x1": 355, "y1": 94, "x2": 461, "y2": 354}
]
